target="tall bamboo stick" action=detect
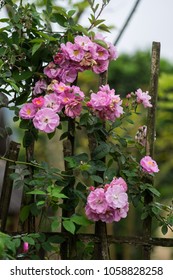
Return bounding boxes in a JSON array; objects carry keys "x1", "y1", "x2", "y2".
[{"x1": 142, "y1": 41, "x2": 161, "y2": 259}]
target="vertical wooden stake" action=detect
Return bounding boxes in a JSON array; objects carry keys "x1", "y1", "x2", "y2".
[
  {"x1": 142, "y1": 41, "x2": 160, "y2": 259},
  {"x1": 0, "y1": 141, "x2": 21, "y2": 231},
  {"x1": 89, "y1": 71, "x2": 110, "y2": 260}
]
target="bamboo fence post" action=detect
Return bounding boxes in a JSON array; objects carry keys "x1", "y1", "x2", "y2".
[
  {"x1": 60, "y1": 117, "x2": 76, "y2": 259},
  {"x1": 142, "y1": 41, "x2": 161, "y2": 259},
  {"x1": 88, "y1": 71, "x2": 110, "y2": 260},
  {"x1": 0, "y1": 141, "x2": 21, "y2": 231}
]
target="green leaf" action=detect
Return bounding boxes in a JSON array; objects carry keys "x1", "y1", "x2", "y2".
[
  {"x1": 90, "y1": 174, "x2": 103, "y2": 184},
  {"x1": 27, "y1": 190, "x2": 46, "y2": 195},
  {"x1": 22, "y1": 236, "x2": 35, "y2": 245},
  {"x1": 32, "y1": 43, "x2": 42, "y2": 56},
  {"x1": 12, "y1": 70, "x2": 33, "y2": 82},
  {"x1": 141, "y1": 211, "x2": 149, "y2": 220},
  {"x1": 79, "y1": 113, "x2": 89, "y2": 125},
  {"x1": 62, "y1": 220, "x2": 75, "y2": 234},
  {"x1": 48, "y1": 235, "x2": 64, "y2": 244},
  {"x1": 51, "y1": 219, "x2": 60, "y2": 232},
  {"x1": 71, "y1": 215, "x2": 92, "y2": 226},
  {"x1": 51, "y1": 188, "x2": 68, "y2": 199},
  {"x1": 98, "y1": 23, "x2": 110, "y2": 33},
  {"x1": 19, "y1": 205, "x2": 30, "y2": 223},
  {"x1": 92, "y1": 142, "x2": 110, "y2": 159},
  {"x1": 41, "y1": 242, "x2": 53, "y2": 252},
  {"x1": 161, "y1": 224, "x2": 168, "y2": 235},
  {"x1": 50, "y1": 13, "x2": 67, "y2": 27},
  {"x1": 148, "y1": 187, "x2": 160, "y2": 197},
  {"x1": 68, "y1": 10, "x2": 76, "y2": 17},
  {"x1": 93, "y1": 39, "x2": 108, "y2": 49}
]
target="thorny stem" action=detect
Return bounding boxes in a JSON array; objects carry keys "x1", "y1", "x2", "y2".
[
  {"x1": 0, "y1": 156, "x2": 69, "y2": 178},
  {"x1": 87, "y1": 0, "x2": 110, "y2": 31}
]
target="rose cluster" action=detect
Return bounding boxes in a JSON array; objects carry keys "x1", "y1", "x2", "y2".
[
  {"x1": 87, "y1": 84, "x2": 124, "y2": 121},
  {"x1": 44, "y1": 34, "x2": 118, "y2": 84},
  {"x1": 19, "y1": 82, "x2": 85, "y2": 133},
  {"x1": 85, "y1": 177, "x2": 129, "y2": 223}
]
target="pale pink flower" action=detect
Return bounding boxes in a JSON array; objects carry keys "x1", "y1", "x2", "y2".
[
  {"x1": 135, "y1": 88, "x2": 152, "y2": 108},
  {"x1": 85, "y1": 204, "x2": 100, "y2": 221},
  {"x1": 87, "y1": 84, "x2": 124, "y2": 121},
  {"x1": 95, "y1": 44, "x2": 109, "y2": 61},
  {"x1": 58, "y1": 90, "x2": 75, "y2": 105},
  {"x1": 33, "y1": 108, "x2": 60, "y2": 133},
  {"x1": 33, "y1": 79, "x2": 47, "y2": 95},
  {"x1": 44, "y1": 62, "x2": 60, "y2": 79},
  {"x1": 107, "y1": 42, "x2": 118, "y2": 60},
  {"x1": 99, "y1": 207, "x2": 116, "y2": 223},
  {"x1": 110, "y1": 177, "x2": 128, "y2": 192},
  {"x1": 113, "y1": 203, "x2": 129, "y2": 222},
  {"x1": 32, "y1": 96, "x2": 44, "y2": 108},
  {"x1": 43, "y1": 94, "x2": 62, "y2": 112},
  {"x1": 60, "y1": 67, "x2": 78, "y2": 84},
  {"x1": 92, "y1": 60, "x2": 109, "y2": 74},
  {"x1": 88, "y1": 92, "x2": 111, "y2": 110},
  {"x1": 87, "y1": 188, "x2": 108, "y2": 214},
  {"x1": 51, "y1": 81, "x2": 70, "y2": 95},
  {"x1": 65, "y1": 99, "x2": 82, "y2": 118},
  {"x1": 105, "y1": 184, "x2": 128, "y2": 209},
  {"x1": 74, "y1": 35, "x2": 94, "y2": 51},
  {"x1": 71, "y1": 85, "x2": 85, "y2": 99},
  {"x1": 19, "y1": 103, "x2": 37, "y2": 119},
  {"x1": 64, "y1": 42, "x2": 84, "y2": 62},
  {"x1": 140, "y1": 156, "x2": 159, "y2": 173}
]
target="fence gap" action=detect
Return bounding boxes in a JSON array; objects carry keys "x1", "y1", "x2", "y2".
[{"x1": 142, "y1": 41, "x2": 161, "y2": 259}]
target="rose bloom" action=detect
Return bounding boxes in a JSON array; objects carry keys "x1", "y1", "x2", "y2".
[
  {"x1": 32, "y1": 96, "x2": 44, "y2": 108},
  {"x1": 33, "y1": 108, "x2": 60, "y2": 133},
  {"x1": 135, "y1": 88, "x2": 152, "y2": 108},
  {"x1": 63, "y1": 42, "x2": 85, "y2": 62},
  {"x1": 87, "y1": 188, "x2": 108, "y2": 214},
  {"x1": 19, "y1": 103, "x2": 37, "y2": 119},
  {"x1": 110, "y1": 177, "x2": 128, "y2": 192},
  {"x1": 43, "y1": 62, "x2": 60, "y2": 79},
  {"x1": 74, "y1": 35, "x2": 94, "y2": 51},
  {"x1": 33, "y1": 79, "x2": 47, "y2": 95},
  {"x1": 105, "y1": 184, "x2": 128, "y2": 209},
  {"x1": 140, "y1": 156, "x2": 159, "y2": 173},
  {"x1": 85, "y1": 204, "x2": 100, "y2": 222},
  {"x1": 113, "y1": 203, "x2": 129, "y2": 222},
  {"x1": 64, "y1": 99, "x2": 82, "y2": 118},
  {"x1": 43, "y1": 93, "x2": 62, "y2": 112}
]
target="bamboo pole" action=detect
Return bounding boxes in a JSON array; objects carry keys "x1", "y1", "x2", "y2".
[
  {"x1": 88, "y1": 71, "x2": 110, "y2": 260},
  {"x1": 142, "y1": 41, "x2": 161, "y2": 259}
]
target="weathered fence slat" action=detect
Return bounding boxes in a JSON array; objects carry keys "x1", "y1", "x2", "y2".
[
  {"x1": 142, "y1": 41, "x2": 161, "y2": 259},
  {"x1": 0, "y1": 141, "x2": 21, "y2": 231}
]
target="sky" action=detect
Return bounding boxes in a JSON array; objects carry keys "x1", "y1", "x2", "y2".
[
  {"x1": 0, "y1": 0, "x2": 173, "y2": 62},
  {"x1": 93, "y1": 0, "x2": 173, "y2": 61}
]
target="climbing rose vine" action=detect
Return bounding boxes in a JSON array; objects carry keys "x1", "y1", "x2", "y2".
[
  {"x1": 85, "y1": 177, "x2": 129, "y2": 223},
  {"x1": 18, "y1": 33, "x2": 159, "y2": 224}
]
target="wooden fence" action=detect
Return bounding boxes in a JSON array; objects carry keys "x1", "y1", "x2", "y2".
[{"x1": 1, "y1": 41, "x2": 173, "y2": 260}]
